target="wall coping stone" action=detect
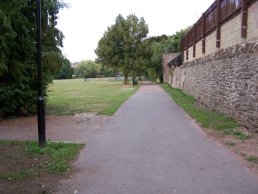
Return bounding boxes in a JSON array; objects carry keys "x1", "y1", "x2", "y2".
[{"x1": 182, "y1": 40, "x2": 258, "y2": 68}]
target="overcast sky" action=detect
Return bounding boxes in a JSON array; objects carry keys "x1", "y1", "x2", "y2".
[{"x1": 57, "y1": 0, "x2": 215, "y2": 62}]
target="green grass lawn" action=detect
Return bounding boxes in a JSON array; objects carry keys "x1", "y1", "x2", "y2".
[
  {"x1": 160, "y1": 83, "x2": 239, "y2": 130},
  {"x1": 46, "y1": 79, "x2": 137, "y2": 116}
]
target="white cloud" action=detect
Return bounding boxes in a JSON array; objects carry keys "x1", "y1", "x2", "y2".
[{"x1": 57, "y1": 0, "x2": 215, "y2": 62}]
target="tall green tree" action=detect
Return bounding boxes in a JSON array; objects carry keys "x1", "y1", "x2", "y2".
[
  {"x1": 141, "y1": 35, "x2": 169, "y2": 81},
  {"x1": 75, "y1": 60, "x2": 97, "y2": 78},
  {"x1": 0, "y1": 0, "x2": 66, "y2": 116},
  {"x1": 55, "y1": 58, "x2": 74, "y2": 79},
  {"x1": 95, "y1": 14, "x2": 149, "y2": 84},
  {"x1": 143, "y1": 28, "x2": 188, "y2": 82},
  {"x1": 165, "y1": 28, "x2": 189, "y2": 53}
]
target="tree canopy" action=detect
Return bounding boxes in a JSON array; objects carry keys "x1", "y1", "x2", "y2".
[
  {"x1": 0, "y1": 0, "x2": 67, "y2": 116},
  {"x1": 95, "y1": 14, "x2": 149, "y2": 84},
  {"x1": 95, "y1": 15, "x2": 188, "y2": 83},
  {"x1": 55, "y1": 58, "x2": 74, "y2": 79},
  {"x1": 143, "y1": 28, "x2": 188, "y2": 81}
]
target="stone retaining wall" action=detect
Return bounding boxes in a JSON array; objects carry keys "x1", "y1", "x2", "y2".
[{"x1": 171, "y1": 41, "x2": 258, "y2": 132}]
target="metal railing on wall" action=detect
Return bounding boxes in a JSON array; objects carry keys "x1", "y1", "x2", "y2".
[{"x1": 181, "y1": 0, "x2": 256, "y2": 60}]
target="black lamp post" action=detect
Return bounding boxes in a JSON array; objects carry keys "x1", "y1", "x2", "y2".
[{"x1": 36, "y1": 0, "x2": 46, "y2": 147}]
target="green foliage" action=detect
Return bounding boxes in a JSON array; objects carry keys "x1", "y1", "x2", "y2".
[
  {"x1": 246, "y1": 156, "x2": 258, "y2": 163},
  {"x1": 98, "y1": 65, "x2": 118, "y2": 77},
  {"x1": 55, "y1": 58, "x2": 74, "y2": 79},
  {"x1": 0, "y1": 73, "x2": 37, "y2": 115},
  {"x1": 223, "y1": 128, "x2": 251, "y2": 140},
  {"x1": 0, "y1": 169, "x2": 33, "y2": 180},
  {"x1": 147, "y1": 68, "x2": 157, "y2": 82},
  {"x1": 143, "y1": 28, "x2": 188, "y2": 81},
  {"x1": 148, "y1": 38, "x2": 168, "y2": 81},
  {"x1": 239, "y1": 152, "x2": 258, "y2": 164},
  {"x1": 0, "y1": 0, "x2": 67, "y2": 116},
  {"x1": 166, "y1": 28, "x2": 189, "y2": 53},
  {"x1": 75, "y1": 60, "x2": 97, "y2": 78},
  {"x1": 95, "y1": 14, "x2": 149, "y2": 84},
  {"x1": 225, "y1": 141, "x2": 236, "y2": 146},
  {"x1": 161, "y1": 83, "x2": 240, "y2": 130},
  {"x1": 74, "y1": 60, "x2": 118, "y2": 79},
  {"x1": 25, "y1": 141, "x2": 84, "y2": 173}
]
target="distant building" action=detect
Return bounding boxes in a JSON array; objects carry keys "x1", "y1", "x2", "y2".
[
  {"x1": 162, "y1": 53, "x2": 181, "y2": 84},
  {"x1": 71, "y1": 62, "x2": 79, "y2": 68}
]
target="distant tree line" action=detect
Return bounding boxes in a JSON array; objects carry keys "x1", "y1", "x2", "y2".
[
  {"x1": 74, "y1": 60, "x2": 118, "y2": 78},
  {"x1": 56, "y1": 27, "x2": 188, "y2": 82}
]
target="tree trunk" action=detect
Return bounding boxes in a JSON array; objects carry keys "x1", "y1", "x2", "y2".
[
  {"x1": 132, "y1": 70, "x2": 137, "y2": 86},
  {"x1": 124, "y1": 72, "x2": 129, "y2": 84}
]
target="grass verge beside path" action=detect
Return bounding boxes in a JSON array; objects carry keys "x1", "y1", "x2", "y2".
[
  {"x1": 161, "y1": 84, "x2": 258, "y2": 171},
  {"x1": 0, "y1": 140, "x2": 84, "y2": 193},
  {"x1": 0, "y1": 140, "x2": 84, "y2": 180},
  {"x1": 160, "y1": 83, "x2": 239, "y2": 130},
  {"x1": 47, "y1": 79, "x2": 138, "y2": 116}
]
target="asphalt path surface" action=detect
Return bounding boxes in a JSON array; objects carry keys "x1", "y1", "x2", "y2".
[{"x1": 56, "y1": 82, "x2": 258, "y2": 194}]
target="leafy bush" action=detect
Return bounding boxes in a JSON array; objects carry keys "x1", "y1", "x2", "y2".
[
  {"x1": 55, "y1": 58, "x2": 74, "y2": 79},
  {"x1": 0, "y1": 77, "x2": 37, "y2": 116},
  {"x1": 0, "y1": 1, "x2": 66, "y2": 116}
]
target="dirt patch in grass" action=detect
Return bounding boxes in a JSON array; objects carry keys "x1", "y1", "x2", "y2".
[
  {"x1": 0, "y1": 113, "x2": 108, "y2": 143},
  {"x1": 1, "y1": 173, "x2": 63, "y2": 194},
  {"x1": 0, "y1": 113, "x2": 107, "y2": 194},
  {"x1": 0, "y1": 143, "x2": 55, "y2": 194},
  {"x1": 204, "y1": 127, "x2": 258, "y2": 177},
  {"x1": 0, "y1": 144, "x2": 68, "y2": 194},
  {"x1": 0, "y1": 141, "x2": 83, "y2": 194}
]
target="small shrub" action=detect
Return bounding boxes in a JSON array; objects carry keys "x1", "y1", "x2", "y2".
[
  {"x1": 225, "y1": 141, "x2": 236, "y2": 146},
  {"x1": 246, "y1": 156, "x2": 258, "y2": 163},
  {"x1": 224, "y1": 128, "x2": 234, "y2": 135},
  {"x1": 240, "y1": 152, "x2": 248, "y2": 157},
  {"x1": 232, "y1": 131, "x2": 251, "y2": 140},
  {"x1": 223, "y1": 129, "x2": 251, "y2": 140}
]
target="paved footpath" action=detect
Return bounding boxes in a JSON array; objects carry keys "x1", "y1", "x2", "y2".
[{"x1": 56, "y1": 82, "x2": 258, "y2": 194}]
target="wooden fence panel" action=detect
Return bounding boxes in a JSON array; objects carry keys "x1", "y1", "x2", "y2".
[
  {"x1": 181, "y1": 0, "x2": 258, "y2": 59},
  {"x1": 205, "y1": 2, "x2": 217, "y2": 34},
  {"x1": 221, "y1": 0, "x2": 242, "y2": 21},
  {"x1": 188, "y1": 28, "x2": 194, "y2": 46},
  {"x1": 196, "y1": 20, "x2": 203, "y2": 41}
]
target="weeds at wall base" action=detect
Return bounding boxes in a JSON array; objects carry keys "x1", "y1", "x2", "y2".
[
  {"x1": 160, "y1": 83, "x2": 239, "y2": 130},
  {"x1": 161, "y1": 83, "x2": 258, "y2": 172}
]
